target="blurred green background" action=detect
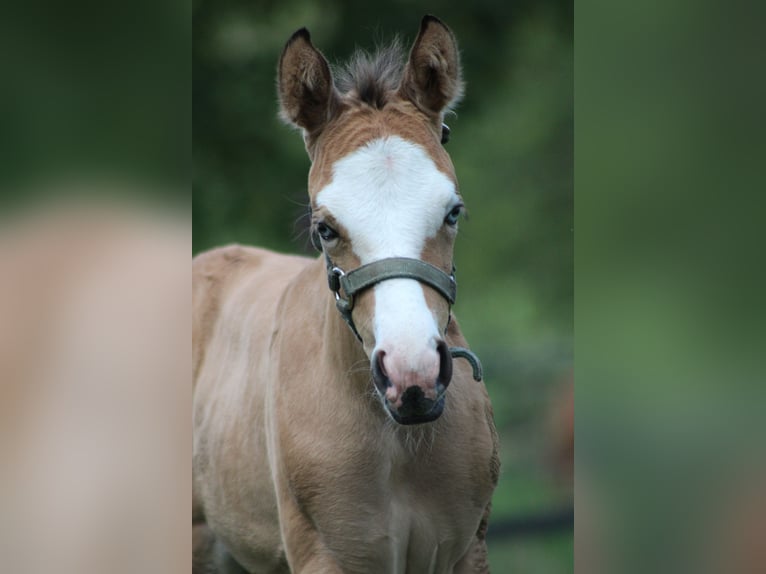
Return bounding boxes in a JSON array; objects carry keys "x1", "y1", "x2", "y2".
[
  {"x1": 0, "y1": 0, "x2": 189, "y2": 200},
  {"x1": 193, "y1": 0, "x2": 572, "y2": 571}
]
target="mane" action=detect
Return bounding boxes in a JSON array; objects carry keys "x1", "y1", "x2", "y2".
[{"x1": 334, "y1": 39, "x2": 406, "y2": 109}]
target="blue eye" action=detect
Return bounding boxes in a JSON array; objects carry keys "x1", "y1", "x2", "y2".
[
  {"x1": 316, "y1": 222, "x2": 338, "y2": 241},
  {"x1": 444, "y1": 204, "x2": 463, "y2": 226}
]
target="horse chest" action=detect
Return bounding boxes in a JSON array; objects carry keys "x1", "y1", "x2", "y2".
[
  {"x1": 292, "y1": 431, "x2": 486, "y2": 574},
  {"x1": 379, "y1": 476, "x2": 476, "y2": 574}
]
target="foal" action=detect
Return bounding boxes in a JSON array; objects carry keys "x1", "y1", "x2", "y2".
[{"x1": 193, "y1": 16, "x2": 499, "y2": 573}]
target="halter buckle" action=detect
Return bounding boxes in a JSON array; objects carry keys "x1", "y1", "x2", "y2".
[
  {"x1": 328, "y1": 266, "x2": 344, "y2": 296},
  {"x1": 329, "y1": 266, "x2": 356, "y2": 311}
]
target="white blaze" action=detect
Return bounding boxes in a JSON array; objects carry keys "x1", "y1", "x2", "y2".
[{"x1": 316, "y1": 136, "x2": 458, "y2": 361}]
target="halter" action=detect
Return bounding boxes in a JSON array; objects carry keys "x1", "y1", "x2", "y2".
[
  {"x1": 322, "y1": 251, "x2": 483, "y2": 381},
  {"x1": 310, "y1": 122, "x2": 481, "y2": 381}
]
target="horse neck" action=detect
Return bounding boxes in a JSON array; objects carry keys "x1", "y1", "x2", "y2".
[
  {"x1": 304, "y1": 257, "x2": 370, "y2": 384},
  {"x1": 295, "y1": 259, "x2": 438, "y2": 452}
]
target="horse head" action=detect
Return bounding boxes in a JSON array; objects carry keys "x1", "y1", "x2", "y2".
[{"x1": 278, "y1": 16, "x2": 466, "y2": 425}]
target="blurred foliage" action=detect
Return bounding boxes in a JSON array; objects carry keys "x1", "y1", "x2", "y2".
[
  {"x1": 0, "y1": 0, "x2": 189, "y2": 200},
  {"x1": 194, "y1": 0, "x2": 571, "y2": 571},
  {"x1": 575, "y1": 3, "x2": 766, "y2": 573}
]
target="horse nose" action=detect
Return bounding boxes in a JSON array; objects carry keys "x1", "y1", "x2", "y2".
[
  {"x1": 371, "y1": 340, "x2": 453, "y2": 405},
  {"x1": 435, "y1": 339, "x2": 453, "y2": 387},
  {"x1": 371, "y1": 349, "x2": 392, "y2": 395}
]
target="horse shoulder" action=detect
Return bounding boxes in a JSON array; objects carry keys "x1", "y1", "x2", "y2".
[
  {"x1": 443, "y1": 314, "x2": 500, "y2": 507},
  {"x1": 192, "y1": 244, "x2": 311, "y2": 384},
  {"x1": 194, "y1": 244, "x2": 255, "y2": 384},
  {"x1": 193, "y1": 245, "x2": 314, "y2": 572}
]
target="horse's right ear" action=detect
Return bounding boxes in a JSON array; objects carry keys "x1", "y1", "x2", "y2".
[
  {"x1": 398, "y1": 16, "x2": 463, "y2": 121},
  {"x1": 278, "y1": 28, "x2": 340, "y2": 137}
]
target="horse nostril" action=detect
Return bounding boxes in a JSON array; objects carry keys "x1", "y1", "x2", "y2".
[
  {"x1": 371, "y1": 350, "x2": 391, "y2": 393},
  {"x1": 436, "y1": 340, "x2": 453, "y2": 387},
  {"x1": 376, "y1": 351, "x2": 387, "y2": 378}
]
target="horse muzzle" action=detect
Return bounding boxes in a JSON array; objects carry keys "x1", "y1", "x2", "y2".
[
  {"x1": 386, "y1": 386, "x2": 446, "y2": 425},
  {"x1": 371, "y1": 340, "x2": 453, "y2": 425}
]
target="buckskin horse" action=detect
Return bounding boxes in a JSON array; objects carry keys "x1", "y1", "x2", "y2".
[{"x1": 193, "y1": 15, "x2": 499, "y2": 573}]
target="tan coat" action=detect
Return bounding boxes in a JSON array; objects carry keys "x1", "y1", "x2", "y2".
[{"x1": 193, "y1": 245, "x2": 498, "y2": 573}]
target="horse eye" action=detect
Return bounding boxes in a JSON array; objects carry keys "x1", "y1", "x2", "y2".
[
  {"x1": 316, "y1": 222, "x2": 338, "y2": 241},
  {"x1": 444, "y1": 204, "x2": 463, "y2": 226}
]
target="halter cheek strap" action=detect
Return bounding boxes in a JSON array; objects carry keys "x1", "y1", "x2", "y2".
[{"x1": 323, "y1": 253, "x2": 483, "y2": 381}]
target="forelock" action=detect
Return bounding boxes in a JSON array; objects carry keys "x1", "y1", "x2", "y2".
[{"x1": 334, "y1": 40, "x2": 405, "y2": 109}]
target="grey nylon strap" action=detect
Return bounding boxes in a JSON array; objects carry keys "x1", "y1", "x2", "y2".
[
  {"x1": 340, "y1": 258, "x2": 456, "y2": 304},
  {"x1": 323, "y1": 254, "x2": 483, "y2": 382}
]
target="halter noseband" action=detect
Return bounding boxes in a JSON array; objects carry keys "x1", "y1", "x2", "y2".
[{"x1": 322, "y1": 251, "x2": 483, "y2": 381}]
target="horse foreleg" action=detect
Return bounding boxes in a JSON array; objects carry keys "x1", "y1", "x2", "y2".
[
  {"x1": 275, "y1": 494, "x2": 344, "y2": 573},
  {"x1": 193, "y1": 523, "x2": 250, "y2": 574},
  {"x1": 280, "y1": 521, "x2": 345, "y2": 573},
  {"x1": 454, "y1": 503, "x2": 493, "y2": 573},
  {"x1": 453, "y1": 536, "x2": 491, "y2": 574}
]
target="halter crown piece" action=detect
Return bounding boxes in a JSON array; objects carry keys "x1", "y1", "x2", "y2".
[{"x1": 319, "y1": 247, "x2": 483, "y2": 382}]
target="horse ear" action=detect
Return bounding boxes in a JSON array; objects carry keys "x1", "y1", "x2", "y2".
[
  {"x1": 398, "y1": 16, "x2": 463, "y2": 120},
  {"x1": 278, "y1": 28, "x2": 340, "y2": 136}
]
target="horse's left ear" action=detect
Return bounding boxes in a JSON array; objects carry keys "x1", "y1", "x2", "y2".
[
  {"x1": 398, "y1": 15, "x2": 463, "y2": 121},
  {"x1": 278, "y1": 28, "x2": 340, "y2": 138}
]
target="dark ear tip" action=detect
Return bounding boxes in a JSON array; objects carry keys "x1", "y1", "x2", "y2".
[
  {"x1": 287, "y1": 27, "x2": 311, "y2": 45},
  {"x1": 421, "y1": 14, "x2": 446, "y2": 30},
  {"x1": 280, "y1": 28, "x2": 312, "y2": 70}
]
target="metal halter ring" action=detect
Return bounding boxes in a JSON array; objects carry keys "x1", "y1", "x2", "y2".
[{"x1": 330, "y1": 266, "x2": 345, "y2": 301}]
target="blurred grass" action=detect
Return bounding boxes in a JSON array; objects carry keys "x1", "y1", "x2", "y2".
[{"x1": 490, "y1": 533, "x2": 573, "y2": 573}]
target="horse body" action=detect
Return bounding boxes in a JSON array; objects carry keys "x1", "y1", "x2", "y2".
[
  {"x1": 193, "y1": 246, "x2": 307, "y2": 573},
  {"x1": 194, "y1": 16, "x2": 499, "y2": 573},
  {"x1": 194, "y1": 247, "x2": 496, "y2": 573}
]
